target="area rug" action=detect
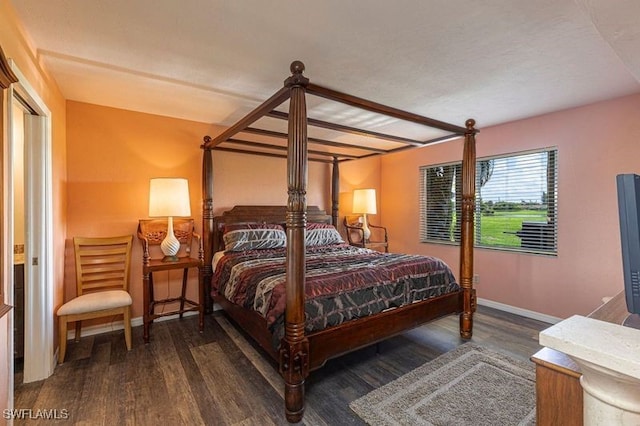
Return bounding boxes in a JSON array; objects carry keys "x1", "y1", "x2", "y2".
[{"x1": 349, "y1": 343, "x2": 536, "y2": 426}]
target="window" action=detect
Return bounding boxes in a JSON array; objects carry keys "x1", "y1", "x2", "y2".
[{"x1": 420, "y1": 148, "x2": 558, "y2": 254}]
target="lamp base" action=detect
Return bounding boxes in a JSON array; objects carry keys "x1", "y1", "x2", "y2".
[
  {"x1": 160, "y1": 216, "x2": 181, "y2": 261},
  {"x1": 362, "y1": 213, "x2": 371, "y2": 243}
]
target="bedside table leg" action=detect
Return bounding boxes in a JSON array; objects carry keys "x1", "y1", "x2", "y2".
[
  {"x1": 179, "y1": 268, "x2": 188, "y2": 319},
  {"x1": 143, "y1": 271, "x2": 151, "y2": 343},
  {"x1": 198, "y1": 266, "x2": 204, "y2": 333}
]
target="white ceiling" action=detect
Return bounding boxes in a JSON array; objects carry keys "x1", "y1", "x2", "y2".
[{"x1": 9, "y1": 0, "x2": 640, "y2": 134}]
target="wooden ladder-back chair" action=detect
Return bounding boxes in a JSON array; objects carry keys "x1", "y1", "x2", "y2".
[{"x1": 57, "y1": 235, "x2": 134, "y2": 363}]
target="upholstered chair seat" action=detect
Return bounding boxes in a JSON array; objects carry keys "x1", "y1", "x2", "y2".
[{"x1": 57, "y1": 290, "x2": 132, "y2": 316}]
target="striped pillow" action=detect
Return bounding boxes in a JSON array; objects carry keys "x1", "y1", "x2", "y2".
[
  {"x1": 223, "y1": 228, "x2": 287, "y2": 251},
  {"x1": 224, "y1": 223, "x2": 283, "y2": 233},
  {"x1": 306, "y1": 225, "x2": 344, "y2": 246}
]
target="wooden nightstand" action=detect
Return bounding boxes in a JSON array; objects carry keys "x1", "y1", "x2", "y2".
[
  {"x1": 343, "y1": 215, "x2": 389, "y2": 252},
  {"x1": 361, "y1": 241, "x2": 389, "y2": 252},
  {"x1": 137, "y1": 219, "x2": 204, "y2": 343}
]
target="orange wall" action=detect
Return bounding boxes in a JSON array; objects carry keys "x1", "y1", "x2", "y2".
[
  {"x1": 382, "y1": 93, "x2": 640, "y2": 318},
  {"x1": 66, "y1": 101, "x2": 331, "y2": 319}
]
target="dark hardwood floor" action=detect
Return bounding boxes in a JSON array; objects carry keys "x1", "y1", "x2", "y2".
[{"x1": 14, "y1": 306, "x2": 550, "y2": 425}]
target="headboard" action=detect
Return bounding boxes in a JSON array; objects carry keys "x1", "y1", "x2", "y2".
[{"x1": 212, "y1": 205, "x2": 332, "y2": 253}]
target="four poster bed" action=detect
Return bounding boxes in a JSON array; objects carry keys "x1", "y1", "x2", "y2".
[{"x1": 200, "y1": 61, "x2": 478, "y2": 423}]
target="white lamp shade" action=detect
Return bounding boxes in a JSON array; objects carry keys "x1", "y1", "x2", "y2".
[
  {"x1": 149, "y1": 178, "x2": 191, "y2": 217},
  {"x1": 352, "y1": 189, "x2": 377, "y2": 214}
]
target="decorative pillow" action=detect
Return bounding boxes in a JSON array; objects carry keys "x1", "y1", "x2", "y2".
[
  {"x1": 223, "y1": 222, "x2": 284, "y2": 233},
  {"x1": 305, "y1": 225, "x2": 344, "y2": 246},
  {"x1": 223, "y1": 228, "x2": 287, "y2": 251},
  {"x1": 307, "y1": 222, "x2": 334, "y2": 230}
]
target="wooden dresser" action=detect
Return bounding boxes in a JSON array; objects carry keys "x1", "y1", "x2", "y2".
[{"x1": 530, "y1": 291, "x2": 629, "y2": 426}]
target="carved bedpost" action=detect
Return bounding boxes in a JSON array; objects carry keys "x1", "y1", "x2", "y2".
[
  {"x1": 331, "y1": 156, "x2": 339, "y2": 227},
  {"x1": 459, "y1": 119, "x2": 477, "y2": 339},
  {"x1": 279, "y1": 60, "x2": 310, "y2": 423},
  {"x1": 201, "y1": 139, "x2": 214, "y2": 314}
]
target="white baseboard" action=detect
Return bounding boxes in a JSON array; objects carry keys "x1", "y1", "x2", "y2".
[
  {"x1": 477, "y1": 297, "x2": 561, "y2": 325},
  {"x1": 65, "y1": 310, "x2": 200, "y2": 340}
]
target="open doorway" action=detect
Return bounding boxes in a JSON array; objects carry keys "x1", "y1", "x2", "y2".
[{"x1": 11, "y1": 96, "x2": 26, "y2": 370}]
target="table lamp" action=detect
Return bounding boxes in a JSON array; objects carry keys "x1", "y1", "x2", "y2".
[
  {"x1": 148, "y1": 177, "x2": 191, "y2": 261},
  {"x1": 352, "y1": 188, "x2": 377, "y2": 242}
]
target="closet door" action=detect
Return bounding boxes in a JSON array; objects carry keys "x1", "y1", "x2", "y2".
[
  {"x1": 22, "y1": 112, "x2": 54, "y2": 382},
  {"x1": 8, "y1": 60, "x2": 55, "y2": 383}
]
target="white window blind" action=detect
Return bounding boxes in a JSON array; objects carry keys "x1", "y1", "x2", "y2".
[{"x1": 420, "y1": 148, "x2": 558, "y2": 255}]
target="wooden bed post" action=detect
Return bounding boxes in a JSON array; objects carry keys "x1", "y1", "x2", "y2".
[
  {"x1": 460, "y1": 119, "x2": 477, "y2": 338},
  {"x1": 201, "y1": 141, "x2": 214, "y2": 313},
  {"x1": 331, "y1": 156, "x2": 339, "y2": 227},
  {"x1": 280, "y1": 60, "x2": 310, "y2": 423}
]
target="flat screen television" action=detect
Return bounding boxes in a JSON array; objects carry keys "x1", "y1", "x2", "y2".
[{"x1": 616, "y1": 173, "x2": 640, "y2": 328}]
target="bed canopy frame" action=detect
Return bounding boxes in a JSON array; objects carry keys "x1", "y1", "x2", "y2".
[{"x1": 200, "y1": 60, "x2": 477, "y2": 423}]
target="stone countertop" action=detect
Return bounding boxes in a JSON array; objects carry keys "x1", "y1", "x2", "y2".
[{"x1": 539, "y1": 314, "x2": 640, "y2": 380}]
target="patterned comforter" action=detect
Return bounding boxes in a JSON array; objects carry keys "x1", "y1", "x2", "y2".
[{"x1": 212, "y1": 244, "x2": 459, "y2": 342}]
